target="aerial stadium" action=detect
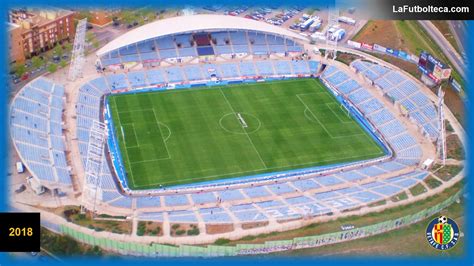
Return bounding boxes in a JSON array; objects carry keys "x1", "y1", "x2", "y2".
[{"x1": 8, "y1": 11, "x2": 465, "y2": 257}]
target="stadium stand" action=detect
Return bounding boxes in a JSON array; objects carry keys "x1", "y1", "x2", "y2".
[
  {"x1": 352, "y1": 60, "x2": 439, "y2": 139},
  {"x1": 10, "y1": 77, "x2": 72, "y2": 187},
  {"x1": 98, "y1": 30, "x2": 306, "y2": 67}
]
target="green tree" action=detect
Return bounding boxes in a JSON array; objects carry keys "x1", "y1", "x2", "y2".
[
  {"x1": 86, "y1": 32, "x2": 95, "y2": 43},
  {"x1": 53, "y1": 44, "x2": 63, "y2": 57},
  {"x1": 31, "y1": 56, "x2": 44, "y2": 69},
  {"x1": 121, "y1": 10, "x2": 136, "y2": 24},
  {"x1": 14, "y1": 63, "x2": 27, "y2": 77},
  {"x1": 92, "y1": 39, "x2": 100, "y2": 49},
  {"x1": 63, "y1": 42, "x2": 73, "y2": 52},
  {"x1": 59, "y1": 60, "x2": 67, "y2": 68},
  {"x1": 48, "y1": 63, "x2": 58, "y2": 73}
]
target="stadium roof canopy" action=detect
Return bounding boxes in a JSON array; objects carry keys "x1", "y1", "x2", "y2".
[{"x1": 96, "y1": 14, "x2": 308, "y2": 57}]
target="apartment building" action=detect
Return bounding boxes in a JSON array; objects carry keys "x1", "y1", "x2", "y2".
[{"x1": 8, "y1": 8, "x2": 75, "y2": 63}]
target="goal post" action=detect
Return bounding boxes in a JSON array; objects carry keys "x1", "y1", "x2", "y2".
[
  {"x1": 338, "y1": 102, "x2": 351, "y2": 118},
  {"x1": 120, "y1": 126, "x2": 126, "y2": 140}
]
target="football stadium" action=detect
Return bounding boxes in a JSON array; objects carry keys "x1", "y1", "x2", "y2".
[{"x1": 8, "y1": 13, "x2": 465, "y2": 256}]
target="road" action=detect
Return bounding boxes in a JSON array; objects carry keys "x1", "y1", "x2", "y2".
[
  {"x1": 448, "y1": 21, "x2": 466, "y2": 55},
  {"x1": 418, "y1": 20, "x2": 465, "y2": 80}
]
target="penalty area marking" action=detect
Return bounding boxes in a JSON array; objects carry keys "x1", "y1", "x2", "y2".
[
  {"x1": 122, "y1": 121, "x2": 171, "y2": 143},
  {"x1": 157, "y1": 122, "x2": 172, "y2": 142},
  {"x1": 325, "y1": 102, "x2": 353, "y2": 124},
  {"x1": 297, "y1": 94, "x2": 334, "y2": 138},
  {"x1": 112, "y1": 96, "x2": 136, "y2": 185},
  {"x1": 120, "y1": 108, "x2": 173, "y2": 168},
  {"x1": 131, "y1": 156, "x2": 172, "y2": 164},
  {"x1": 121, "y1": 123, "x2": 140, "y2": 148},
  {"x1": 151, "y1": 108, "x2": 172, "y2": 160},
  {"x1": 303, "y1": 108, "x2": 366, "y2": 139}
]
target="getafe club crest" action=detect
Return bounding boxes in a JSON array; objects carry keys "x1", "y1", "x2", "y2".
[{"x1": 425, "y1": 216, "x2": 460, "y2": 250}]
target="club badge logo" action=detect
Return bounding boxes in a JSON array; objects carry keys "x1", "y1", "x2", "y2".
[{"x1": 425, "y1": 216, "x2": 460, "y2": 250}]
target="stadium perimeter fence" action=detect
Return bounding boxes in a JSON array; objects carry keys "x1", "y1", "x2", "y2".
[{"x1": 42, "y1": 190, "x2": 462, "y2": 257}]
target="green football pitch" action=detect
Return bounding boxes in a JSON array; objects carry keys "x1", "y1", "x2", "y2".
[{"x1": 108, "y1": 78, "x2": 385, "y2": 189}]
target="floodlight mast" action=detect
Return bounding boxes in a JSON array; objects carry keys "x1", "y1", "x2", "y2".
[
  {"x1": 68, "y1": 18, "x2": 87, "y2": 81},
  {"x1": 81, "y1": 120, "x2": 107, "y2": 215},
  {"x1": 325, "y1": 7, "x2": 339, "y2": 61},
  {"x1": 436, "y1": 86, "x2": 447, "y2": 165}
]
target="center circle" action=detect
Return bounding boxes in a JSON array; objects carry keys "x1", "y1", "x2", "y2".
[{"x1": 219, "y1": 112, "x2": 261, "y2": 134}]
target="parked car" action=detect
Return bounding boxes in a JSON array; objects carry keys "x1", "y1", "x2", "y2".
[
  {"x1": 15, "y1": 184, "x2": 26, "y2": 194},
  {"x1": 52, "y1": 55, "x2": 61, "y2": 63},
  {"x1": 289, "y1": 24, "x2": 299, "y2": 30}
]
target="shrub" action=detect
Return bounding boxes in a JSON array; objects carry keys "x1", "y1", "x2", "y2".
[
  {"x1": 31, "y1": 56, "x2": 45, "y2": 68},
  {"x1": 14, "y1": 63, "x2": 26, "y2": 77},
  {"x1": 241, "y1": 235, "x2": 256, "y2": 241},
  {"x1": 186, "y1": 228, "x2": 200, "y2": 236},
  {"x1": 152, "y1": 227, "x2": 161, "y2": 235},
  {"x1": 137, "y1": 222, "x2": 146, "y2": 236},
  {"x1": 48, "y1": 63, "x2": 58, "y2": 73},
  {"x1": 171, "y1": 224, "x2": 180, "y2": 230},
  {"x1": 214, "y1": 238, "x2": 230, "y2": 245},
  {"x1": 175, "y1": 230, "x2": 186, "y2": 236}
]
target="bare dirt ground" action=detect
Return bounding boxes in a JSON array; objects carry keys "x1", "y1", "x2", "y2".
[
  {"x1": 336, "y1": 52, "x2": 362, "y2": 66},
  {"x1": 170, "y1": 223, "x2": 199, "y2": 237},
  {"x1": 206, "y1": 224, "x2": 234, "y2": 235},
  {"x1": 140, "y1": 221, "x2": 163, "y2": 236},
  {"x1": 352, "y1": 20, "x2": 403, "y2": 49},
  {"x1": 436, "y1": 86, "x2": 465, "y2": 125},
  {"x1": 277, "y1": 217, "x2": 301, "y2": 224},
  {"x1": 446, "y1": 134, "x2": 464, "y2": 160},
  {"x1": 433, "y1": 165, "x2": 463, "y2": 182},
  {"x1": 242, "y1": 221, "x2": 269, "y2": 230}
]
